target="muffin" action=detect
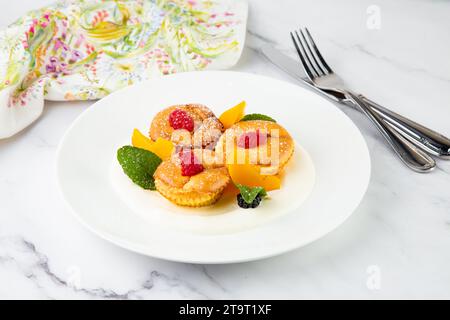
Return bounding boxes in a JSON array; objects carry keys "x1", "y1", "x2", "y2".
[
  {"x1": 153, "y1": 148, "x2": 230, "y2": 207},
  {"x1": 149, "y1": 104, "x2": 224, "y2": 149},
  {"x1": 215, "y1": 120, "x2": 295, "y2": 174}
]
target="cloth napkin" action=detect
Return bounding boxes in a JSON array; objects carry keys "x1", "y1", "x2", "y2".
[{"x1": 0, "y1": 0, "x2": 248, "y2": 139}]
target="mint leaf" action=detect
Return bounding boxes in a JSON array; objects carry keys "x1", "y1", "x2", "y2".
[
  {"x1": 236, "y1": 184, "x2": 267, "y2": 204},
  {"x1": 240, "y1": 113, "x2": 276, "y2": 123},
  {"x1": 117, "y1": 146, "x2": 162, "y2": 190}
]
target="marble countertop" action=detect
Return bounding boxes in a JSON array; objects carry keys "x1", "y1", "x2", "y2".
[{"x1": 1, "y1": 0, "x2": 449, "y2": 299}]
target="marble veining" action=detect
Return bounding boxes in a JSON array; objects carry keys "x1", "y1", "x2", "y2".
[
  {"x1": 0, "y1": 236, "x2": 219, "y2": 299},
  {"x1": 0, "y1": 0, "x2": 449, "y2": 299}
]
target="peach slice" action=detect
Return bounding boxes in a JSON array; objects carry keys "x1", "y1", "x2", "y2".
[
  {"x1": 132, "y1": 128, "x2": 153, "y2": 150},
  {"x1": 219, "y1": 101, "x2": 246, "y2": 129},
  {"x1": 227, "y1": 164, "x2": 281, "y2": 191},
  {"x1": 132, "y1": 129, "x2": 174, "y2": 160}
]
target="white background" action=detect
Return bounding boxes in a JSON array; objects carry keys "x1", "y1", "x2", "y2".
[{"x1": 0, "y1": 0, "x2": 449, "y2": 299}]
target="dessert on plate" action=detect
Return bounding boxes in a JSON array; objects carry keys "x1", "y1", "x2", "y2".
[
  {"x1": 154, "y1": 149, "x2": 230, "y2": 207},
  {"x1": 215, "y1": 120, "x2": 295, "y2": 175},
  {"x1": 149, "y1": 104, "x2": 224, "y2": 149},
  {"x1": 117, "y1": 101, "x2": 296, "y2": 209}
]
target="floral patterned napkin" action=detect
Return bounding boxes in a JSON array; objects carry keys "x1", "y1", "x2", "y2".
[{"x1": 0, "y1": 0, "x2": 247, "y2": 138}]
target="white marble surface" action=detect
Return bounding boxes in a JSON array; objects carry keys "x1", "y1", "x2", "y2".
[{"x1": 1, "y1": 0, "x2": 450, "y2": 299}]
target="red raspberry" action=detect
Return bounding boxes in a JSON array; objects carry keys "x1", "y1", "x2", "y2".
[
  {"x1": 237, "y1": 130, "x2": 267, "y2": 149},
  {"x1": 179, "y1": 149, "x2": 204, "y2": 176},
  {"x1": 169, "y1": 109, "x2": 194, "y2": 132}
]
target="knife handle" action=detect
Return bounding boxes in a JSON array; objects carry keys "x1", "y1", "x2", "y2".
[
  {"x1": 306, "y1": 82, "x2": 449, "y2": 158},
  {"x1": 347, "y1": 92, "x2": 435, "y2": 173},
  {"x1": 359, "y1": 96, "x2": 450, "y2": 159}
]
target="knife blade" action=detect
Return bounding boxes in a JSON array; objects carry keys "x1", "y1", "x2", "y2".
[{"x1": 260, "y1": 45, "x2": 345, "y2": 101}]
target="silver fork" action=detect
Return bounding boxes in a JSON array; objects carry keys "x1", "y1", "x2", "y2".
[{"x1": 291, "y1": 28, "x2": 436, "y2": 173}]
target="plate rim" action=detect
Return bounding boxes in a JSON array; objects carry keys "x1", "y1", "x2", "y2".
[{"x1": 56, "y1": 70, "x2": 371, "y2": 264}]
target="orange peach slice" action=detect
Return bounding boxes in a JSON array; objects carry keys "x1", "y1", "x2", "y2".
[
  {"x1": 219, "y1": 101, "x2": 246, "y2": 129},
  {"x1": 132, "y1": 129, "x2": 174, "y2": 160},
  {"x1": 227, "y1": 163, "x2": 281, "y2": 191}
]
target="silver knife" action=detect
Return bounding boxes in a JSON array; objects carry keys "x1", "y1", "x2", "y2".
[{"x1": 260, "y1": 44, "x2": 450, "y2": 159}]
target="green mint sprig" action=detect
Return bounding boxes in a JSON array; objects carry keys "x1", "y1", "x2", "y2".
[
  {"x1": 117, "y1": 146, "x2": 162, "y2": 190},
  {"x1": 240, "y1": 113, "x2": 276, "y2": 123},
  {"x1": 235, "y1": 184, "x2": 268, "y2": 204}
]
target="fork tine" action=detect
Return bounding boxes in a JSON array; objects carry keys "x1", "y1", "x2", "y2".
[
  {"x1": 294, "y1": 30, "x2": 320, "y2": 77},
  {"x1": 300, "y1": 29, "x2": 326, "y2": 76},
  {"x1": 304, "y1": 28, "x2": 333, "y2": 73},
  {"x1": 290, "y1": 31, "x2": 315, "y2": 80}
]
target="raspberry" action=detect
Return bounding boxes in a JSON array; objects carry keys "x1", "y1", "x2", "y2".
[
  {"x1": 237, "y1": 130, "x2": 267, "y2": 149},
  {"x1": 169, "y1": 109, "x2": 194, "y2": 132},
  {"x1": 179, "y1": 149, "x2": 204, "y2": 176}
]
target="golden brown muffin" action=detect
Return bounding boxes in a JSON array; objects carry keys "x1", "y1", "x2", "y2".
[
  {"x1": 215, "y1": 120, "x2": 295, "y2": 174},
  {"x1": 149, "y1": 104, "x2": 224, "y2": 149},
  {"x1": 153, "y1": 149, "x2": 231, "y2": 207}
]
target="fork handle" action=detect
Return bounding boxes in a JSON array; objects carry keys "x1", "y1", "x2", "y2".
[
  {"x1": 346, "y1": 91, "x2": 436, "y2": 173},
  {"x1": 359, "y1": 95, "x2": 450, "y2": 159}
]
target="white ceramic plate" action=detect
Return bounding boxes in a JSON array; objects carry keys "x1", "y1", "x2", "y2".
[{"x1": 57, "y1": 71, "x2": 371, "y2": 264}]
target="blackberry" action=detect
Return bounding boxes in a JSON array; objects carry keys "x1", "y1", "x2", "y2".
[{"x1": 237, "y1": 194, "x2": 262, "y2": 209}]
